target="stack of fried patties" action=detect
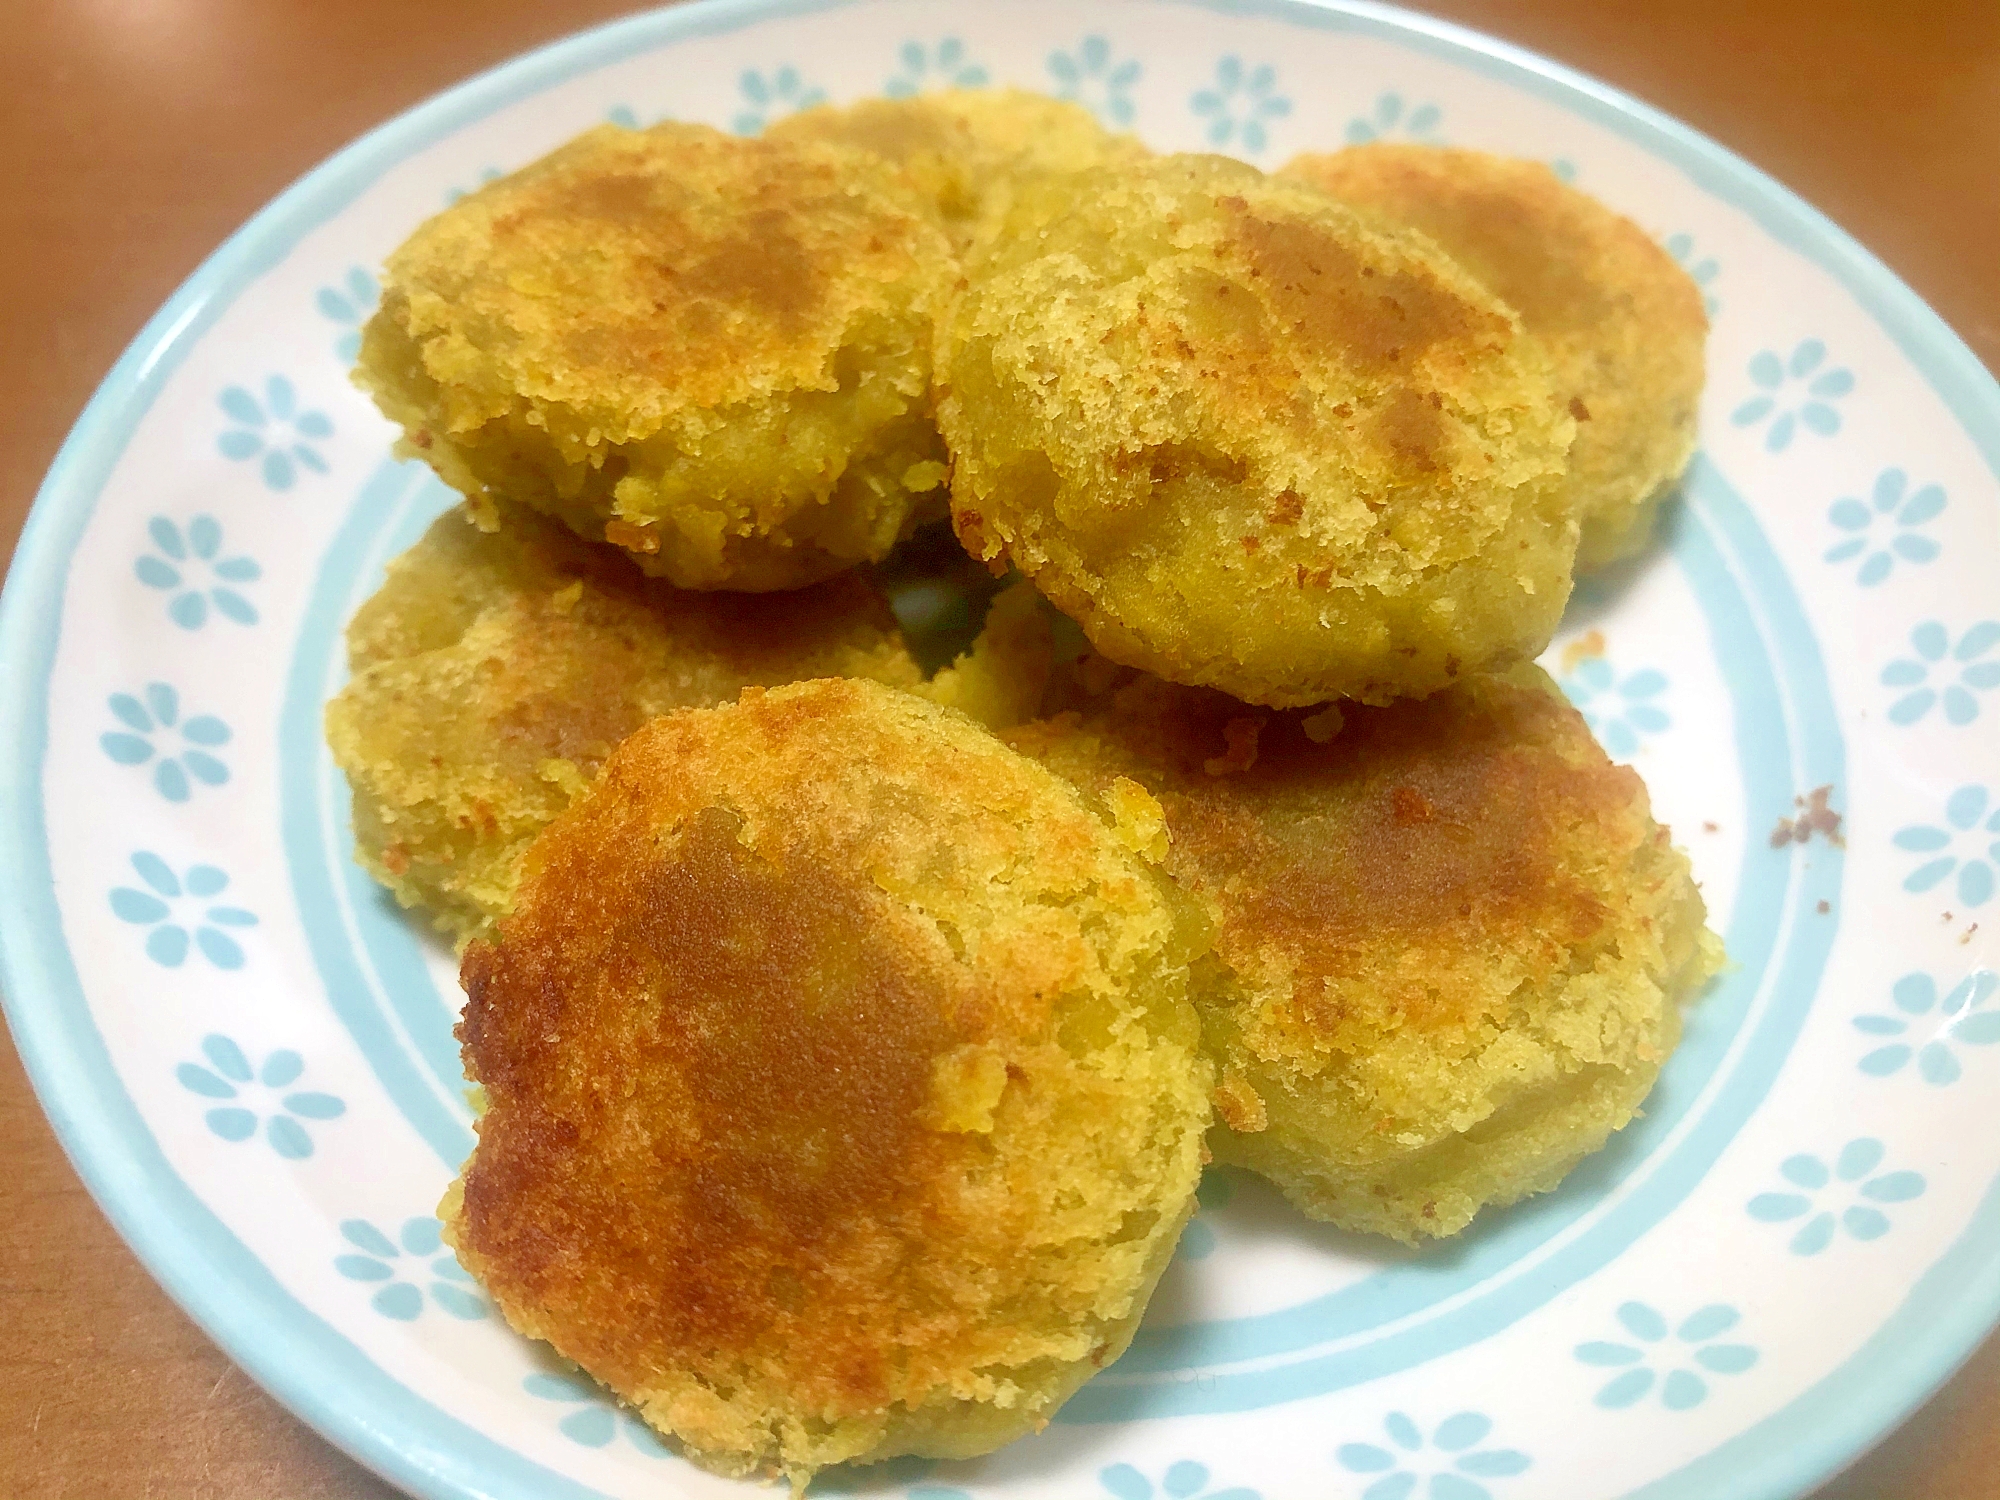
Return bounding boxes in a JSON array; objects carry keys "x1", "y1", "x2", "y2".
[{"x1": 328, "y1": 90, "x2": 1720, "y2": 1488}]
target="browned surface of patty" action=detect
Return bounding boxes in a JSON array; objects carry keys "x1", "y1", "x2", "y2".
[
  {"x1": 461, "y1": 802, "x2": 977, "y2": 1390},
  {"x1": 1011, "y1": 667, "x2": 1639, "y2": 1041},
  {"x1": 768, "y1": 89, "x2": 1146, "y2": 238},
  {"x1": 1008, "y1": 663, "x2": 1709, "y2": 1239},
  {"x1": 448, "y1": 678, "x2": 1210, "y2": 1477},
  {"x1": 358, "y1": 121, "x2": 954, "y2": 589},
  {"x1": 937, "y1": 154, "x2": 1577, "y2": 707},
  {"x1": 1284, "y1": 145, "x2": 1707, "y2": 569}
]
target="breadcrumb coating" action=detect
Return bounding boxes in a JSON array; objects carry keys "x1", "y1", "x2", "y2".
[
  {"x1": 356, "y1": 121, "x2": 956, "y2": 589},
  {"x1": 770, "y1": 89, "x2": 1147, "y2": 244},
  {"x1": 1007, "y1": 663, "x2": 1716, "y2": 1241},
  {"x1": 445, "y1": 679, "x2": 1212, "y2": 1482},
  {"x1": 1283, "y1": 145, "x2": 1706, "y2": 570},
  {"x1": 937, "y1": 152, "x2": 1579, "y2": 707},
  {"x1": 325, "y1": 502, "x2": 920, "y2": 944}
]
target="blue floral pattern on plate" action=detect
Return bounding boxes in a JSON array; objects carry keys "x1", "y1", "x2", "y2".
[
  {"x1": 1747, "y1": 1139, "x2": 1926, "y2": 1254},
  {"x1": 1894, "y1": 785, "x2": 2000, "y2": 906},
  {"x1": 1825, "y1": 467, "x2": 1947, "y2": 584},
  {"x1": 1561, "y1": 656, "x2": 1669, "y2": 758},
  {"x1": 1729, "y1": 340, "x2": 1852, "y2": 451},
  {"x1": 1335, "y1": 1412, "x2": 1530, "y2": 1499},
  {"x1": 135, "y1": 516, "x2": 259, "y2": 628},
  {"x1": 315, "y1": 268, "x2": 377, "y2": 364},
  {"x1": 605, "y1": 104, "x2": 662, "y2": 128},
  {"x1": 217, "y1": 375, "x2": 333, "y2": 492},
  {"x1": 733, "y1": 66, "x2": 826, "y2": 134},
  {"x1": 1882, "y1": 622, "x2": 2000, "y2": 725},
  {"x1": 1048, "y1": 35, "x2": 1141, "y2": 128},
  {"x1": 445, "y1": 166, "x2": 502, "y2": 204},
  {"x1": 101, "y1": 683, "x2": 230, "y2": 802},
  {"x1": 109, "y1": 853, "x2": 257, "y2": 968},
  {"x1": 1191, "y1": 57, "x2": 1290, "y2": 153},
  {"x1": 1575, "y1": 1302, "x2": 1757, "y2": 1410},
  {"x1": 885, "y1": 37, "x2": 988, "y2": 96},
  {"x1": 1344, "y1": 92, "x2": 1441, "y2": 144},
  {"x1": 176, "y1": 1035, "x2": 346, "y2": 1159},
  {"x1": 521, "y1": 1370, "x2": 673, "y2": 1455},
  {"x1": 1855, "y1": 970, "x2": 2000, "y2": 1084},
  {"x1": 1102, "y1": 1459, "x2": 1260, "y2": 1499},
  {"x1": 335, "y1": 1217, "x2": 486, "y2": 1321}
]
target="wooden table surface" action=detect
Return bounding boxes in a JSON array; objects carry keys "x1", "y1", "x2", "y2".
[{"x1": 3, "y1": 1, "x2": 1996, "y2": 1495}]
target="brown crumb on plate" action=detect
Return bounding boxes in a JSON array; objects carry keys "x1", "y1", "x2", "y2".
[
  {"x1": 1769, "y1": 785, "x2": 1843, "y2": 849},
  {"x1": 1559, "y1": 628, "x2": 1606, "y2": 675}
]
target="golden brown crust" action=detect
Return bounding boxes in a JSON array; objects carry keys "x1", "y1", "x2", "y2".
[
  {"x1": 458, "y1": 803, "x2": 978, "y2": 1398},
  {"x1": 1006, "y1": 663, "x2": 1713, "y2": 1240},
  {"x1": 325, "y1": 502, "x2": 921, "y2": 942},
  {"x1": 935, "y1": 153, "x2": 1579, "y2": 707},
  {"x1": 357, "y1": 122, "x2": 956, "y2": 589},
  {"x1": 1282, "y1": 145, "x2": 1707, "y2": 570},
  {"x1": 769, "y1": 89, "x2": 1147, "y2": 242},
  {"x1": 447, "y1": 679, "x2": 1211, "y2": 1480}
]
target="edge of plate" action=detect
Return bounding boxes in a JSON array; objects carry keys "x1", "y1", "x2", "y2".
[{"x1": 0, "y1": 2, "x2": 1996, "y2": 1498}]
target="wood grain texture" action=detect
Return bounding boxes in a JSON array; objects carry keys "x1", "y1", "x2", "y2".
[{"x1": 1, "y1": 1, "x2": 1994, "y2": 1495}]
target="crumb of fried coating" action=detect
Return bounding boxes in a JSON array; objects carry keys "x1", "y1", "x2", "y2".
[{"x1": 444, "y1": 678, "x2": 1212, "y2": 1484}]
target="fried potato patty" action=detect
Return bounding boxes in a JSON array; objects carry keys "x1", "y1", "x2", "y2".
[
  {"x1": 445, "y1": 678, "x2": 1212, "y2": 1482},
  {"x1": 1007, "y1": 664, "x2": 1715, "y2": 1241},
  {"x1": 325, "y1": 502, "x2": 920, "y2": 943},
  {"x1": 1284, "y1": 145, "x2": 1707, "y2": 570},
  {"x1": 356, "y1": 121, "x2": 956, "y2": 590},
  {"x1": 937, "y1": 153, "x2": 1578, "y2": 708},
  {"x1": 770, "y1": 88, "x2": 1146, "y2": 243}
]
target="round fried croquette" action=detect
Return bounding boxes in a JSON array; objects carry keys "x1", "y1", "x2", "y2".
[
  {"x1": 444, "y1": 678, "x2": 1213, "y2": 1482},
  {"x1": 1283, "y1": 145, "x2": 1707, "y2": 571},
  {"x1": 1005, "y1": 663, "x2": 1717, "y2": 1242},
  {"x1": 325, "y1": 502, "x2": 921, "y2": 943},
  {"x1": 769, "y1": 88, "x2": 1147, "y2": 243},
  {"x1": 935, "y1": 153, "x2": 1579, "y2": 708},
  {"x1": 356, "y1": 121, "x2": 957, "y2": 590}
]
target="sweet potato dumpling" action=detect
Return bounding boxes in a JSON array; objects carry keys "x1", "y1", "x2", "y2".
[
  {"x1": 357, "y1": 121, "x2": 956, "y2": 589},
  {"x1": 1008, "y1": 663, "x2": 1717, "y2": 1241},
  {"x1": 937, "y1": 153, "x2": 1579, "y2": 707},
  {"x1": 325, "y1": 502, "x2": 921, "y2": 943},
  {"x1": 444, "y1": 678, "x2": 1213, "y2": 1483}
]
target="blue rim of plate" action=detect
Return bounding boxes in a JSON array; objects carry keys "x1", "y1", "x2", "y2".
[{"x1": 1, "y1": 2, "x2": 1996, "y2": 1497}]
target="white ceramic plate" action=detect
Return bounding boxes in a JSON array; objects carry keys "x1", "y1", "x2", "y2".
[{"x1": 5, "y1": 3, "x2": 1998, "y2": 1497}]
